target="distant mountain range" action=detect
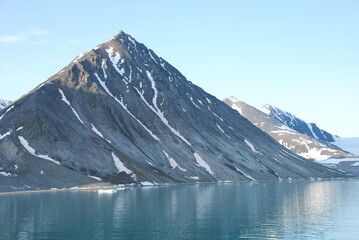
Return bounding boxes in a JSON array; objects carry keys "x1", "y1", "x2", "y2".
[
  {"x1": 0, "y1": 99, "x2": 10, "y2": 109},
  {"x1": 260, "y1": 104, "x2": 337, "y2": 142},
  {"x1": 224, "y1": 97, "x2": 357, "y2": 161},
  {"x1": 0, "y1": 31, "x2": 343, "y2": 192}
]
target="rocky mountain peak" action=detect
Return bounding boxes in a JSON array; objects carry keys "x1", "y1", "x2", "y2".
[
  {"x1": 0, "y1": 32, "x2": 345, "y2": 192},
  {"x1": 260, "y1": 103, "x2": 336, "y2": 143},
  {"x1": 225, "y1": 97, "x2": 357, "y2": 161}
]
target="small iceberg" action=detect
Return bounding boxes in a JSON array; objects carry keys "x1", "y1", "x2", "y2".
[{"x1": 97, "y1": 189, "x2": 118, "y2": 194}]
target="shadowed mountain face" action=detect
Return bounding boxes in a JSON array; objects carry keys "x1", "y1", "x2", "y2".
[
  {"x1": 224, "y1": 97, "x2": 357, "y2": 160},
  {"x1": 261, "y1": 104, "x2": 336, "y2": 142},
  {"x1": 0, "y1": 31, "x2": 344, "y2": 191}
]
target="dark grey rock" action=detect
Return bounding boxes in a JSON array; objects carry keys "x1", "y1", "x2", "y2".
[
  {"x1": 260, "y1": 104, "x2": 337, "y2": 142},
  {"x1": 0, "y1": 31, "x2": 347, "y2": 192}
]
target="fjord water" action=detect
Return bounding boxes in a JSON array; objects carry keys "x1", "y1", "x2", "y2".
[{"x1": 1, "y1": 179, "x2": 359, "y2": 239}]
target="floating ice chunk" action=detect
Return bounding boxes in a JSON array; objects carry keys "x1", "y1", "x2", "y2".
[
  {"x1": 18, "y1": 136, "x2": 60, "y2": 165},
  {"x1": 163, "y1": 151, "x2": 187, "y2": 172},
  {"x1": 14, "y1": 165, "x2": 18, "y2": 170},
  {"x1": 244, "y1": 139, "x2": 259, "y2": 154},
  {"x1": 205, "y1": 97, "x2": 212, "y2": 104},
  {"x1": 141, "y1": 181, "x2": 154, "y2": 186},
  {"x1": 194, "y1": 153, "x2": 214, "y2": 176},
  {"x1": 94, "y1": 73, "x2": 159, "y2": 141},
  {"x1": 0, "y1": 130, "x2": 11, "y2": 140},
  {"x1": 16, "y1": 126, "x2": 23, "y2": 131},
  {"x1": 58, "y1": 89, "x2": 84, "y2": 124},
  {"x1": 111, "y1": 152, "x2": 133, "y2": 175}
]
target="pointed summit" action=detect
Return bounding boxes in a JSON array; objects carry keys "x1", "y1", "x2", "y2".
[
  {"x1": 110, "y1": 30, "x2": 128, "y2": 41},
  {"x1": 0, "y1": 32, "x2": 345, "y2": 192},
  {"x1": 224, "y1": 97, "x2": 357, "y2": 161}
]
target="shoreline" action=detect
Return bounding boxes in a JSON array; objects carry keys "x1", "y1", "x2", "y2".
[
  {"x1": 0, "y1": 184, "x2": 120, "y2": 196},
  {"x1": 0, "y1": 177, "x2": 352, "y2": 196}
]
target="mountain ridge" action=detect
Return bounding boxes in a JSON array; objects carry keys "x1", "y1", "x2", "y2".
[
  {"x1": 260, "y1": 103, "x2": 337, "y2": 142},
  {"x1": 224, "y1": 97, "x2": 357, "y2": 160},
  {"x1": 0, "y1": 31, "x2": 345, "y2": 192}
]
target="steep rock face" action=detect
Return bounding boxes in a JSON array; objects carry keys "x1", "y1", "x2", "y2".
[
  {"x1": 0, "y1": 99, "x2": 10, "y2": 109},
  {"x1": 224, "y1": 97, "x2": 357, "y2": 161},
  {"x1": 260, "y1": 104, "x2": 336, "y2": 142},
  {"x1": 0, "y1": 31, "x2": 344, "y2": 191}
]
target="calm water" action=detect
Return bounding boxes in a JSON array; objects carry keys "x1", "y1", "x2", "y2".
[{"x1": 1, "y1": 179, "x2": 359, "y2": 240}]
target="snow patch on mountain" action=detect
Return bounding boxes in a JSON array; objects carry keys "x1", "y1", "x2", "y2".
[
  {"x1": 244, "y1": 139, "x2": 259, "y2": 154},
  {"x1": 18, "y1": 136, "x2": 60, "y2": 165},
  {"x1": 0, "y1": 105, "x2": 14, "y2": 121},
  {"x1": 216, "y1": 123, "x2": 231, "y2": 139},
  {"x1": 234, "y1": 167, "x2": 257, "y2": 181},
  {"x1": 194, "y1": 153, "x2": 214, "y2": 176},
  {"x1": 59, "y1": 89, "x2": 84, "y2": 124},
  {"x1": 91, "y1": 124, "x2": 111, "y2": 143},
  {"x1": 111, "y1": 152, "x2": 134, "y2": 175},
  {"x1": 163, "y1": 151, "x2": 187, "y2": 172},
  {"x1": 106, "y1": 47, "x2": 125, "y2": 76},
  {"x1": 0, "y1": 130, "x2": 11, "y2": 140},
  {"x1": 136, "y1": 70, "x2": 191, "y2": 146},
  {"x1": 94, "y1": 72, "x2": 159, "y2": 141}
]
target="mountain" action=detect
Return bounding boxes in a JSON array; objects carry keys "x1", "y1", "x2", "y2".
[
  {"x1": 0, "y1": 99, "x2": 10, "y2": 109},
  {"x1": 260, "y1": 104, "x2": 337, "y2": 142},
  {"x1": 0, "y1": 31, "x2": 344, "y2": 192},
  {"x1": 224, "y1": 97, "x2": 357, "y2": 161}
]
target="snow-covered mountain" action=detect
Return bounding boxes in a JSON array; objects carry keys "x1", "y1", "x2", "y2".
[
  {"x1": 0, "y1": 31, "x2": 344, "y2": 192},
  {"x1": 0, "y1": 99, "x2": 10, "y2": 109},
  {"x1": 224, "y1": 97, "x2": 357, "y2": 161},
  {"x1": 261, "y1": 104, "x2": 337, "y2": 143}
]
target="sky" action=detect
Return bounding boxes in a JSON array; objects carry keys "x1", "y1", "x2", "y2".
[{"x1": 0, "y1": 0, "x2": 358, "y2": 137}]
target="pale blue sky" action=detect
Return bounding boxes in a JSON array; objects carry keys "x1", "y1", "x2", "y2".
[{"x1": 0, "y1": 0, "x2": 358, "y2": 137}]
